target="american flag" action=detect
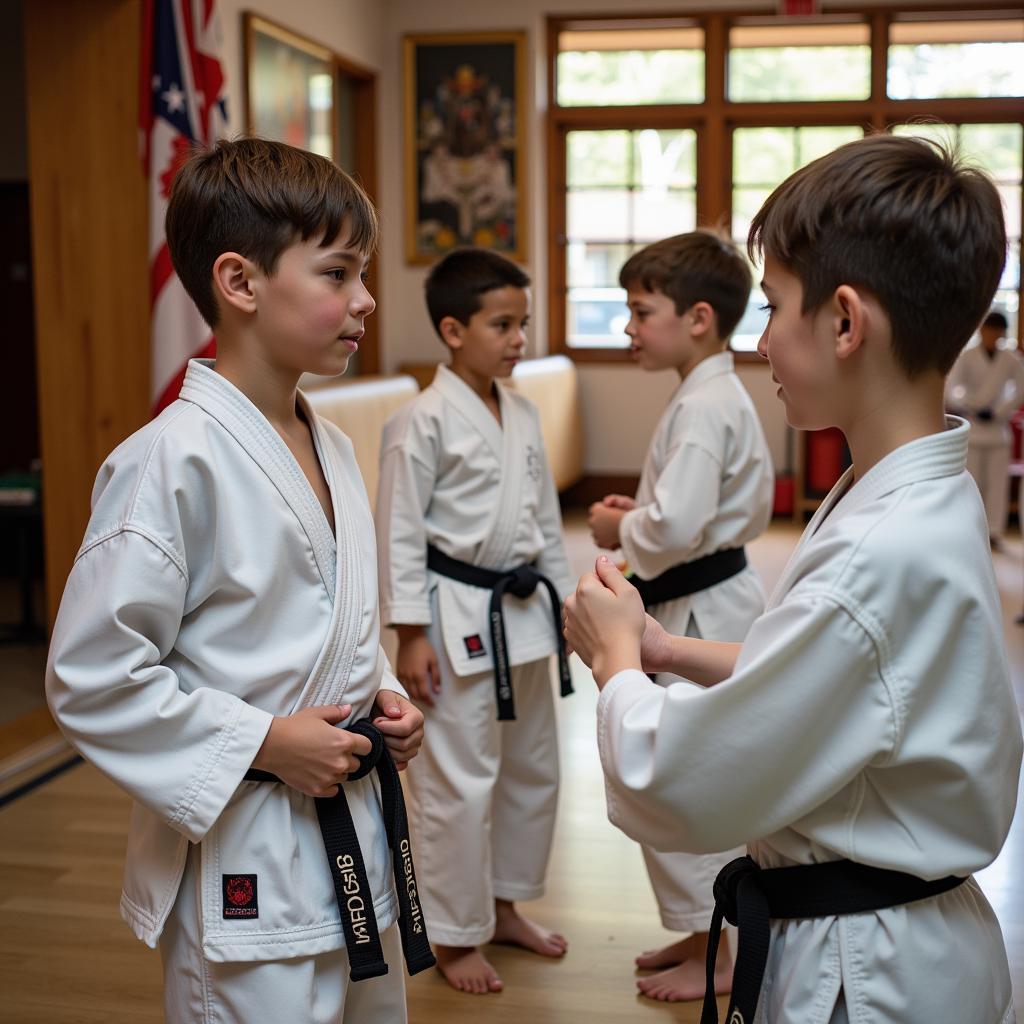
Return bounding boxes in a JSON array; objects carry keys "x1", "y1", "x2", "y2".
[{"x1": 141, "y1": 0, "x2": 228, "y2": 414}]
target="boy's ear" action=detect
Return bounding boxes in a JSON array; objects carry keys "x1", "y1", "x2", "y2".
[
  {"x1": 688, "y1": 301, "x2": 715, "y2": 338},
  {"x1": 439, "y1": 315, "x2": 465, "y2": 350},
  {"x1": 212, "y1": 252, "x2": 258, "y2": 315},
  {"x1": 833, "y1": 285, "x2": 866, "y2": 361}
]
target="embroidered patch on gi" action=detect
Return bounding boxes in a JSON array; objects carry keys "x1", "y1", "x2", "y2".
[
  {"x1": 222, "y1": 874, "x2": 258, "y2": 918},
  {"x1": 463, "y1": 634, "x2": 487, "y2": 659}
]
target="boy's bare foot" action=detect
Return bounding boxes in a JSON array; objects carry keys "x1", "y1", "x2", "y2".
[
  {"x1": 492, "y1": 898, "x2": 568, "y2": 957},
  {"x1": 435, "y1": 945, "x2": 503, "y2": 994},
  {"x1": 634, "y1": 933, "x2": 699, "y2": 970},
  {"x1": 636, "y1": 932, "x2": 731, "y2": 1002}
]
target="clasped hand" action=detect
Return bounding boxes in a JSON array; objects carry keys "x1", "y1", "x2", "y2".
[
  {"x1": 563, "y1": 556, "x2": 649, "y2": 686},
  {"x1": 252, "y1": 691, "x2": 424, "y2": 798}
]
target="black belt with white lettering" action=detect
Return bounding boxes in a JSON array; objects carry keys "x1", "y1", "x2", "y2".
[
  {"x1": 629, "y1": 547, "x2": 748, "y2": 609},
  {"x1": 244, "y1": 718, "x2": 435, "y2": 982},
  {"x1": 426, "y1": 543, "x2": 572, "y2": 721},
  {"x1": 700, "y1": 855, "x2": 966, "y2": 1024}
]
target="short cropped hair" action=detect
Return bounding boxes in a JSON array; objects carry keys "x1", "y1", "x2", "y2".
[
  {"x1": 425, "y1": 248, "x2": 530, "y2": 337},
  {"x1": 618, "y1": 230, "x2": 753, "y2": 340},
  {"x1": 166, "y1": 137, "x2": 379, "y2": 328},
  {"x1": 749, "y1": 133, "x2": 1006, "y2": 377},
  {"x1": 983, "y1": 311, "x2": 1008, "y2": 331}
]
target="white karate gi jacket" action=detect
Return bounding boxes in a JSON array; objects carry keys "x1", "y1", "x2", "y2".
[
  {"x1": 377, "y1": 364, "x2": 573, "y2": 675},
  {"x1": 619, "y1": 351, "x2": 774, "y2": 640},
  {"x1": 47, "y1": 360, "x2": 404, "y2": 963},
  {"x1": 947, "y1": 344, "x2": 1024, "y2": 447},
  {"x1": 598, "y1": 417, "x2": 1022, "y2": 1023}
]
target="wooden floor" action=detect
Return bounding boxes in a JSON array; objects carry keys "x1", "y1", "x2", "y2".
[{"x1": 1, "y1": 517, "x2": 1021, "y2": 1022}]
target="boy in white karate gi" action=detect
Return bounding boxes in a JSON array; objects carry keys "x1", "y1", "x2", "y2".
[
  {"x1": 587, "y1": 230, "x2": 774, "y2": 1002},
  {"x1": 946, "y1": 310, "x2": 1024, "y2": 546},
  {"x1": 565, "y1": 133, "x2": 1023, "y2": 1024},
  {"x1": 377, "y1": 248, "x2": 574, "y2": 995},
  {"x1": 46, "y1": 138, "x2": 429, "y2": 1024}
]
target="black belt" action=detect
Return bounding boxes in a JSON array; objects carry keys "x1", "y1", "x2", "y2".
[
  {"x1": 426, "y1": 543, "x2": 572, "y2": 721},
  {"x1": 244, "y1": 718, "x2": 435, "y2": 982},
  {"x1": 701, "y1": 855, "x2": 967, "y2": 1023},
  {"x1": 629, "y1": 548, "x2": 747, "y2": 608}
]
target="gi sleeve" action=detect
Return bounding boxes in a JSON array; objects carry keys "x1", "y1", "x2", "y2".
[
  {"x1": 46, "y1": 529, "x2": 274, "y2": 844},
  {"x1": 994, "y1": 352, "x2": 1024, "y2": 422},
  {"x1": 596, "y1": 592, "x2": 896, "y2": 854},
  {"x1": 374, "y1": 644, "x2": 409, "y2": 700},
  {"x1": 619, "y1": 439, "x2": 722, "y2": 579},
  {"x1": 376, "y1": 411, "x2": 438, "y2": 627}
]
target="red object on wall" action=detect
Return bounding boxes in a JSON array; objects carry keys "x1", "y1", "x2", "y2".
[
  {"x1": 805, "y1": 428, "x2": 848, "y2": 494},
  {"x1": 1010, "y1": 408, "x2": 1024, "y2": 459},
  {"x1": 773, "y1": 475, "x2": 795, "y2": 517},
  {"x1": 777, "y1": 0, "x2": 819, "y2": 13}
]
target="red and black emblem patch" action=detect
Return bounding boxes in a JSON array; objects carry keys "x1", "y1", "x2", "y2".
[
  {"x1": 463, "y1": 634, "x2": 487, "y2": 659},
  {"x1": 222, "y1": 874, "x2": 258, "y2": 918}
]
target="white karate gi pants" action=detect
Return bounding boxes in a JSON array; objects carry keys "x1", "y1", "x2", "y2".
[
  {"x1": 161, "y1": 846, "x2": 408, "y2": 1024},
  {"x1": 405, "y1": 622, "x2": 559, "y2": 946},
  {"x1": 643, "y1": 617, "x2": 744, "y2": 932},
  {"x1": 966, "y1": 440, "x2": 1012, "y2": 541}
]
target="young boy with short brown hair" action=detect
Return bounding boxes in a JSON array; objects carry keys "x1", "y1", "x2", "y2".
[
  {"x1": 377, "y1": 247, "x2": 574, "y2": 995},
  {"x1": 47, "y1": 137, "x2": 430, "y2": 1023},
  {"x1": 566, "y1": 133, "x2": 1022, "y2": 1023},
  {"x1": 588, "y1": 229, "x2": 774, "y2": 1002}
]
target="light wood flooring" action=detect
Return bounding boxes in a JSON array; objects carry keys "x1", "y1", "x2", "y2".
[{"x1": 0, "y1": 515, "x2": 1021, "y2": 1022}]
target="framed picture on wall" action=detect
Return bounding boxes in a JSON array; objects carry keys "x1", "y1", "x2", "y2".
[
  {"x1": 244, "y1": 13, "x2": 336, "y2": 161},
  {"x1": 403, "y1": 31, "x2": 527, "y2": 264}
]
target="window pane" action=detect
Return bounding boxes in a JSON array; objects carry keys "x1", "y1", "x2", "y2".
[
  {"x1": 557, "y1": 24, "x2": 704, "y2": 106},
  {"x1": 995, "y1": 241, "x2": 1020, "y2": 340},
  {"x1": 567, "y1": 286, "x2": 630, "y2": 348},
  {"x1": 959, "y1": 123, "x2": 1024, "y2": 181},
  {"x1": 634, "y1": 129, "x2": 696, "y2": 189},
  {"x1": 565, "y1": 128, "x2": 696, "y2": 349},
  {"x1": 732, "y1": 126, "x2": 863, "y2": 239},
  {"x1": 633, "y1": 189, "x2": 696, "y2": 241},
  {"x1": 734, "y1": 127, "x2": 798, "y2": 187},
  {"x1": 567, "y1": 189, "x2": 630, "y2": 240},
  {"x1": 732, "y1": 188, "x2": 773, "y2": 246},
  {"x1": 731, "y1": 125, "x2": 862, "y2": 351},
  {"x1": 732, "y1": 281, "x2": 770, "y2": 354},
  {"x1": 567, "y1": 241, "x2": 638, "y2": 288},
  {"x1": 729, "y1": 21, "x2": 870, "y2": 102},
  {"x1": 567, "y1": 131, "x2": 630, "y2": 187},
  {"x1": 888, "y1": 18, "x2": 1024, "y2": 99}
]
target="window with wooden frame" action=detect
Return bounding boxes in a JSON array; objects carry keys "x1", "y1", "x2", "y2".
[{"x1": 546, "y1": 6, "x2": 1024, "y2": 363}]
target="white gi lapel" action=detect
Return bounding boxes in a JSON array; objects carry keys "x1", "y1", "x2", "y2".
[
  {"x1": 179, "y1": 361, "x2": 338, "y2": 598},
  {"x1": 431, "y1": 365, "x2": 503, "y2": 463},
  {"x1": 476, "y1": 383, "x2": 526, "y2": 569},
  {"x1": 292, "y1": 395, "x2": 366, "y2": 709},
  {"x1": 431, "y1": 365, "x2": 517, "y2": 567}
]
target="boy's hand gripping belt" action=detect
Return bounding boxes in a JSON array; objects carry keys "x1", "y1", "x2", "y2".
[
  {"x1": 426, "y1": 543, "x2": 573, "y2": 721},
  {"x1": 245, "y1": 719, "x2": 436, "y2": 982},
  {"x1": 699, "y1": 855, "x2": 966, "y2": 1024}
]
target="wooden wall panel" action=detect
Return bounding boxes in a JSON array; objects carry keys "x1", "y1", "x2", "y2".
[{"x1": 24, "y1": 0, "x2": 150, "y2": 630}]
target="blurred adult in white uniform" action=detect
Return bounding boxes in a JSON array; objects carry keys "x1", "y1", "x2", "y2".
[{"x1": 947, "y1": 310, "x2": 1024, "y2": 544}]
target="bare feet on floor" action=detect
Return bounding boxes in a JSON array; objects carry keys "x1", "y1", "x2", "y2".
[
  {"x1": 635, "y1": 932, "x2": 732, "y2": 1003},
  {"x1": 435, "y1": 945, "x2": 503, "y2": 995},
  {"x1": 635, "y1": 933, "x2": 699, "y2": 970},
  {"x1": 491, "y1": 898, "x2": 568, "y2": 957}
]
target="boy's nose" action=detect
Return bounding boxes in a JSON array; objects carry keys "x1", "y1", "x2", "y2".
[
  {"x1": 353, "y1": 285, "x2": 376, "y2": 316},
  {"x1": 756, "y1": 327, "x2": 769, "y2": 359}
]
